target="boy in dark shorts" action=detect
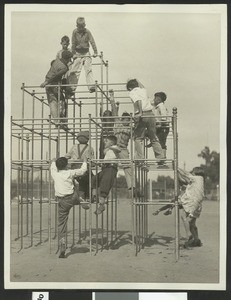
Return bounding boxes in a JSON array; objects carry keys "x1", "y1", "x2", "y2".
[{"x1": 92, "y1": 135, "x2": 120, "y2": 215}]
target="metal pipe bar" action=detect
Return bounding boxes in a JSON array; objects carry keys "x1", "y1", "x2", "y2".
[{"x1": 172, "y1": 107, "x2": 179, "y2": 261}]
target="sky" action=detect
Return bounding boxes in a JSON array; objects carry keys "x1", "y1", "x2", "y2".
[{"x1": 7, "y1": 4, "x2": 227, "y2": 172}]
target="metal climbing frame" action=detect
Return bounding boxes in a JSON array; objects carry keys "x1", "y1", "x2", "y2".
[
  {"x1": 11, "y1": 52, "x2": 122, "y2": 254},
  {"x1": 132, "y1": 108, "x2": 179, "y2": 260},
  {"x1": 10, "y1": 52, "x2": 180, "y2": 259}
]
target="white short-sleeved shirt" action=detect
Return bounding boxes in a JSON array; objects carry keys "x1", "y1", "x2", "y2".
[
  {"x1": 51, "y1": 161, "x2": 87, "y2": 197},
  {"x1": 129, "y1": 87, "x2": 153, "y2": 112},
  {"x1": 179, "y1": 175, "x2": 204, "y2": 217},
  {"x1": 104, "y1": 148, "x2": 117, "y2": 160}
]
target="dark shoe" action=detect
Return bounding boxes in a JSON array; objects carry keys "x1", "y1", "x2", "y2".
[
  {"x1": 94, "y1": 204, "x2": 105, "y2": 215},
  {"x1": 59, "y1": 240, "x2": 66, "y2": 258},
  {"x1": 192, "y1": 239, "x2": 202, "y2": 247},
  {"x1": 157, "y1": 161, "x2": 169, "y2": 169},
  {"x1": 89, "y1": 87, "x2": 96, "y2": 93},
  {"x1": 132, "y1": 187, "x2": 142, "y2": 197},
  {"x1": 164, "y1": 208, "x2": 173, "y2": 215},
  {"x1": 79, "y1": 197, "x2": 90, "y2": 210},
  {"x1": 59, "y1": 252, "x2": 66, "y2": 258},
  {"x1": 184, "y1": 236, "x2": 194, "y2": 248},
  {"x1": 152, "y1": 210, "x2": 160, "y2": 216}
]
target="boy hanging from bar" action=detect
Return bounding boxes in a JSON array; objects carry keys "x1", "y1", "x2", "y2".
[
  {"x1": 153, "y1": 167, "x2": 205, "y2": 248},
  {"x1": 65, "y1": 131, "x2": 95, "y2": 203},
  {"x1": 50, "y1": 156, "x2": 89, "y2": 258}
]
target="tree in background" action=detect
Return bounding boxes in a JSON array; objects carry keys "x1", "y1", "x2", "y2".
[{"x1": 198, "y1": 146, "x2": 220, "y2": 191}]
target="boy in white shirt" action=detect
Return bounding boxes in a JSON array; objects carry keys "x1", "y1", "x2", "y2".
[
  {"x1": 92, "y1": 135, "x2": 120, "y2": 215},
  {"x1": 50, "y1": 156, "x2": 88, "y2": 258},
  {"x1": 178, "y1": 167, "x2": 205, "y2": 248},
  {"x1": 146, "y1": 92, "x2": 170, "y2": 159},
  {"x1": 126, "y1": 79, "x2": 164, "y2": 160}
]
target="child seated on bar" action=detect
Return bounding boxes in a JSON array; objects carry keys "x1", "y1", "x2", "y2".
[
  {"x1": 92, "y1": 135, "x2": 120, "y2": 215},
  {"x1": 50, "y1": 156, "x2": 88, "y2": 258},
  {"x1": 65, "y1": 131, "x2": 94, "y2": 203}
]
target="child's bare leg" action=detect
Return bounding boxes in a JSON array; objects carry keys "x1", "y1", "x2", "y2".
[
  {"x1": 153, "y1": 203, "x2": 173, "y2": 216},
  {"x1": 94, "y1": 196, "x2": 106, "y2": 215},
  {"x1": 189, "y1": 219, "x2": 202, "y2": 246},
  {"x1": 189, "y1": 218, "x2": 198, "y2": 240},
  {"x1": 180, "y1": 210, "x2": 191, "y2": 239}
]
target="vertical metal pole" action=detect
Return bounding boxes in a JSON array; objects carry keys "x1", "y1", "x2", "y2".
[
  {"x1": 20, "y1": 83, "x2": 25, "y2": 250},
  {"x1": 100, "y1": 51, "x2": 104, "y2": 111},
  {"x1": 26, "y1": 134, "x2": 30, "y2": 236},
  {"x1": 88, "y1": 114, "x2": 92, "y2": 253},
  {"x1": 72, "y1": 99, "x2": 76, "y2": 247},
  {"x1": 10, "y1": 117, "x2": 13, "y2": 243},
  {"x1": 138, "y1": 165, "x2": 141, "y2": 252},
  {"x1": 114, "y1": 177, "x2": 118, "y2": 241},
  {"x1": 135, "y1": 162, "x2": 138, "y2": 256},
  {"x1": 78, "y1": 101, "x2": 82, "y2": 243},
  {"x1": 30, "y1": 91, "x2": 35, "y2": 247},
  {"x1": 141, "y1": 167, "x2": 144, "y2": 247},
  {"x1": 17, "y1": 134, "x2": 20, "y2": 240},
  {"x1": 110, "y1": 190, "x2": 113, "y2": 245},
  {"x1": 106, "y1": 60, "x2": 109, "y2": 111},
  {"x1": 57, "y1": 84, "x2": 61, "y2": 126},
  {"x1": 172, "y1": 107, "x2": 179, "y2": 261},
  {"x1": 40, "y1": 95, "x2": 44, "y2": 244},
  {"x1": 48, "y1": 115, "x2": 52, "y2": 253},
  {"x1": 101, "y1": 206, "x2": 104, "y2": 251},
  {"x1": 106, "y1": 191, "x2": 109, "y2": 249},
  {"x1": 130, "y1": 116, "x2": 135, "y2": 244},
  {"x1": 149, "y1": 179, "x2": 152, "y2": 201}
]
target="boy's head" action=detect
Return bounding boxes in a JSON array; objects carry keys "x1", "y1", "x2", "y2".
[
  {"x1": 126, "y1": 79, "x2": 139, "y2": 91},
  {"x1": 56, "y1": 157, "x2": 68, "y2": 170},
  {"x1": 60, "y1": 35, "x2": 70, "y2": 50},
  {"x1": 121, "y1": 111, "x2": 131, "y2": 126},
  {"x1": 154, "y1": 92, "x2": 167, "y2": 106},
  {"x1": 191, "y1": 167, "x2": 205, "y2": 178},
  {"x1": 61, "y1": 50, "x2": 73, "y2": 63},
  {"x1": 76, "y1": 17, "x2": 86, "y2": 30},
  {"x1": 76, "y1": 131, "x2": 89, "y2": 144},
  {"x1": 104, "y1": 135, "x2": 117, "y2": 148}
]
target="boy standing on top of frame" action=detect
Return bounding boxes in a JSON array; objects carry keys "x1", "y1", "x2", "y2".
[
  {"x1": 67, "y1": 17, "x2": 98, "y2": 94},
  {"x1": 50, "y1": 156, "x2": 89, "y2": 258},
  {"x1": 126, "y1": 79, "x2": 164, "y2": 161}
]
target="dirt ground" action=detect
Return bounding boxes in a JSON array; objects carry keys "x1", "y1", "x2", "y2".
[{"x1": 9, "y1": 199, "x2": 220, "y2": 287}]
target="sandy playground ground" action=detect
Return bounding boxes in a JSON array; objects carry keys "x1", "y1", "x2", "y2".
[{"x1": 9, "y1": 199, "x2": 220, "y2": 286}]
